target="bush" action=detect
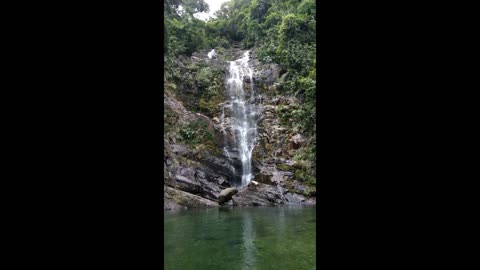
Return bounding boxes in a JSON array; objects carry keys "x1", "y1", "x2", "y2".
[
  {"x1": 178, "y1": 119, "x2": 215, "y2": 146},
  {"x1": 293, "y1": 146, "x2": 316, "y2": 188}
]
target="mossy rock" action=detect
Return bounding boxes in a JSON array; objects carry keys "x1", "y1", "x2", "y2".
[
  {"x1": 295, "y1": 169, "x2": 305, "y2": 181},
  {"x1": 304, "y1": 185, "x2": 317, "y2": 197},
  {"x1": 277, "y1": 164, "x2": 291, "y2": 171}
]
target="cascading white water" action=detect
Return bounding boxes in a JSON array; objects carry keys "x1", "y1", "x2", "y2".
[
  {"x1": 208, "y1": 49, "x2": 216, "y2": 59},
  {"x1": 223, "y1": 51, "x2": 257, "y2": 187}
]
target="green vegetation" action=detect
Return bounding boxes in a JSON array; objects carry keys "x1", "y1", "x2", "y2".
[
  {"x1": 178, "y1": 119, "x2": 214, "y2": 145},
  {"x1": 293, "y1": 144, "x2": 316, "y2": 194},
  {"x1": 177, "y1": 118, "x2": 221, "y2": 155},
  {"x1": 165, "y1": 0, "x2": 316, "y2": 133},
  {"x1": 164, "y1": 0, "x2": 316, "y2": 191},
  {"x1": 276, "y1": 164, "x2": 291, "y2": 171},
  {"x1": 164, "y1": 105, "x2": 180, "y2": 135},
  {"x1": 195, "y1": 65, "x2": 225, "y2": 117}
]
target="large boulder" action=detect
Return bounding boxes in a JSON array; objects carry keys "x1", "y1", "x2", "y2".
[
  {"x1": 174, "y1": 174, "x2": 202, "y2": 194},
  {"x1": 164, "y1": 186, "x2": 218, "y2": 209},
  {"x1": 218, "y1": 187, "x2": 238, "y2": 204},
  {"x1": 233, "y1": 183, "x2": 286, "y2": 206},
  {"x1": 199, "y1": 155, "x2": 236, "y2": 178},
  {"x1": 284, "y1": 192, "x2": 306, "y2": 204}
]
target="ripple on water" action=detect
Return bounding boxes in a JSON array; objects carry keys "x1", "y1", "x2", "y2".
[{"x1": 164, "y1": 207, "x2": 316, "y2": 270}]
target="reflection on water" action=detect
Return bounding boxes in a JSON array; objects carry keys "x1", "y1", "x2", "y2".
[
  {"x1": 277, "y1": 207, "x2": 286, "y2": 234},
  {"x1": 164, "y1": 206, "x2": 316, "y2": 270},
  {"x1": 241, "y1": 212, "x2": 256, "y2": 270}
]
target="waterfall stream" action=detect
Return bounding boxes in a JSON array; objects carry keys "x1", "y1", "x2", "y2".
[
  {"x1": 223, "y1": 51, "x2": 257, "y2": 187},
  {"x1": 208, "y1": 49, "x2": 216, "y2": 59}
]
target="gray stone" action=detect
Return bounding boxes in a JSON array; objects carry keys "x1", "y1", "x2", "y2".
[
  {"x1": 284, "y1": 192, "x2": 306, "y2": 204},
  {"x1": 195, "y1": 170, "x2": 206, "y2": 180},
  {"x1": 271, "y1": 172, "x2": 284, "y2": 185},
  {"x1": 174, "y1": 175, "x2": 202, "y2": 194},
  {"x1": 218, "y1": 187, "x2": 238, "y2": 204},
  {"x1": 164, "y1": 186, "x2": 218, "y2": 209}
]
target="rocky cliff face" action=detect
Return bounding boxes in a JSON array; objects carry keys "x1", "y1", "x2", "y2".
[{"x1": 164, "y1": 47, "x2": 316, "y2": 210}]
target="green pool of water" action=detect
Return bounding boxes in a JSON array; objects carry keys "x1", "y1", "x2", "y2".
[{"x1": 164, "y1": 206, "x2": 316, "y2": 270}]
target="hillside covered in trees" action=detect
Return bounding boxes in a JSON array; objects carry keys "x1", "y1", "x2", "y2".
[{"x1": 164, "y1": 0, "x2": 316, "y2": 209}]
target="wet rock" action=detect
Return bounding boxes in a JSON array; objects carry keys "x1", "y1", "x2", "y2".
[
  {"x1": 198, "y1": 183, "x2": 221, "y2": 201},
  {"x1": 215, "y1": 176, "x2": 230, "y2": 187},
  {"x1": 174, "y1": 175, "x2": 202, "y2": 194},
  {"x1": 218, "y1": 187, "x2": 238, "y2": 204},
  {"x1": 233, "y1": 192, "x2": 272, "y2": 206},
  {"x1": 284, "y1": 192, "x2": 306, "y2": 204},
  {"x1": 199, "y1": 155, "x2": 235, "y2": 177},
  {"x1": 232, "y1": 183, "x2": 285, "y2": 206},
  {"x1": 195, "y1": 170, "x2": 206, "y2": 180},
  {"x1": 164, "y1": 186, "x2": 218, "y2": 209},
  {"x1": 254, "y1": 168, "x2": 273, "y2": 185},
  {"x1": 251, "y1": 159, "x2": 262, "y2": 174}
]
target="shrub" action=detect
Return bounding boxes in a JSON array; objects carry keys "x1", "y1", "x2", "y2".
[{"x1": 178, "y1": 119, "x2": 216, "y2": 147}]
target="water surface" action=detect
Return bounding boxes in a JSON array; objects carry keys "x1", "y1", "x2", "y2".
[{"x1": 164, "y1": 206, "x2": 316, "y2": 270}]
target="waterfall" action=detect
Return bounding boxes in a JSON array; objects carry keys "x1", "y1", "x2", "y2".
[
  {"x1": 223, "y1": 51, "x2": 257, "y2": 187},
  {"x1": 220, "y1": 106, "x2": 226, "y2": 134},
  {"x1": 208, "y1": 49, "x2": 216, "y2": 59}
]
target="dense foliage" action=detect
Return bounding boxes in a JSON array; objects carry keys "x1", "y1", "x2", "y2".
[{"x1": 165, "y1": 0, "x2": 316, "y2": 133}]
